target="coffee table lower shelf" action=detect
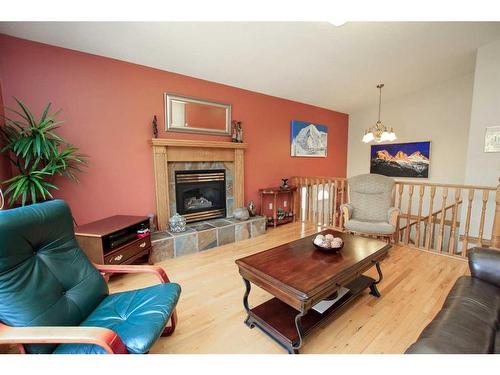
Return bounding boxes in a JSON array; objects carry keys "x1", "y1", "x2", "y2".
[{"x1": 245, "y1": 275, "x2": 377, "y2": 354}]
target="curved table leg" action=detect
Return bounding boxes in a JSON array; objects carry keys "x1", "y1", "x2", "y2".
[
  {"x1": 242, "y1": 278, "x2": 255, "y2": 328},
  {"x1": 369, "y1": 261, "x2": 383, "y2": 298},
  {"x1": 290, "y1": 310, "x2": 306, "y2": 354}
]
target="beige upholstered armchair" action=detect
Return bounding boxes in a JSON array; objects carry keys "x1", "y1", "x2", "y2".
[{"x1": 340, "y1": 173, "x2": 400, "y2": 241}]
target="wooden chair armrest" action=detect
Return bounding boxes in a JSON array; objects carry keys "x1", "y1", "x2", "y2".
[
  {"x1": 0, "y1": 323, "x2": 127, "y2": 354},
  {"x1": 388, "y1": 207, "x2": 400, "y2": 227},
  {"x1": 340, "y1": 203, "x2": 353, "y2": 224},
  {"x1": 94, "y1": 264, "x2": 171, "y2": 283}
]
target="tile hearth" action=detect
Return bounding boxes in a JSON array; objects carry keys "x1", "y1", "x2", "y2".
[{"x1": 150, "y1": 215, "x2": 266, "y2": 262}]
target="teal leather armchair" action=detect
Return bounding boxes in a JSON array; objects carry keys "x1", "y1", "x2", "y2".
[{"x1": 0, "y1": 200, "x2": 181, "y2": 354}]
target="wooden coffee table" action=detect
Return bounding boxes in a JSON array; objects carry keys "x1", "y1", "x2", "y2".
[{"x1": 235, "y1": 229, "x2": 390, "y2": 354}]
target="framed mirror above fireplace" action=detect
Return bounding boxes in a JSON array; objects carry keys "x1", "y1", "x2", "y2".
[
  {"x1": 175, "y1": 169, "x2": 227, "y2": 223},
  {"x1": 165, "y1": 93, "x2": 231, "y2": 136}
]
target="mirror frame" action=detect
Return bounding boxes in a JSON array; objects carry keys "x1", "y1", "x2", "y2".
[{"x1": 164, "y1": 93, "x2": 232, "y2": 136}]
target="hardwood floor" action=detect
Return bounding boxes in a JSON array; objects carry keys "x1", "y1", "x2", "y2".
[{"x1": 109, "y1": 222, "x2": 469, "y2": 354}]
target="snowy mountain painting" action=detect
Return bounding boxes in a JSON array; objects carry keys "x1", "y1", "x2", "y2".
[
  {"x1": 290, "y1": 120, "x2": 328, "y2": 157},
  {"x1": 370, "y1": 141, "x2": 431, "y2": 178}
]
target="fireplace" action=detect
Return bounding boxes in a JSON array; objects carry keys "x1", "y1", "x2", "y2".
[{"x1": 175, "y1": 169, "x2": 226, "y2": 223}]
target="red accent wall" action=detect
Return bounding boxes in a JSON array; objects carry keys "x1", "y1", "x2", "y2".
[
  {"x1": 0, "y1": 79, "x2": 11, "y2": 187},
  {"x1": 0, "y1": 34, "x2": 348, "y2": 224}
]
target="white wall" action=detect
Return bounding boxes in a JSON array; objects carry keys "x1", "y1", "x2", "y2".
[
  {"x1": 347, "y1": 73, "x2": 474, "y2": 184},
  {"x1": 464, "y1": 39, "x2": 500, "y2": 187}
]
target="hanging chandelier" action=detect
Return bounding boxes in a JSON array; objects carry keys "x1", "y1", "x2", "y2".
[{"x1": 362, "y1": 83, "x2": 397, "y2": 143}]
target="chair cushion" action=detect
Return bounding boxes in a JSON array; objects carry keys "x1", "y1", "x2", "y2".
[
  {"x1": 0, "y1": 200, "x2": 108, "y2": 354},
  {"x1": 444, "y1": 276, "x2": 500, "y2": 325},
  {"x1": 348, "y1": 174, "x2": 394, "y2": 222},
  {"x1": 405, "y1": 303, "x2": 496, "y2": 353},
  {"x1": 345, "y1": 219, "x2": 395, "y2": 235},
  {"x1": 53, "y1": 282, "x2": 181, "y2": 354}
]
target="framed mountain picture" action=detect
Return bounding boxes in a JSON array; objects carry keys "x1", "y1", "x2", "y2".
[
  {"x1": 290, "y1": 120, "x2": 328, "y2": 157},
  {"x1": 370, "y1": 141, "x2": 431, "y2": 178}
]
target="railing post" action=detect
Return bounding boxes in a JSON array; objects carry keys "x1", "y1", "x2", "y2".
[{"x1": 491, "y1": 178, "x2": 500, "y2": 249}]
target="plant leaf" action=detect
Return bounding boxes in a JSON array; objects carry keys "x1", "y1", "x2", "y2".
[
  {"x1": 13, "y1": 97, "x2": 36, "y2": 127},
  {"x1": 40, "y1": 102, "x2": 52, "y2": 123}
]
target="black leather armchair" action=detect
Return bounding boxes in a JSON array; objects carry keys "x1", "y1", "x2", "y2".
[{"x1": 406, "y1": 247, "x2": 500, "y2": 354}]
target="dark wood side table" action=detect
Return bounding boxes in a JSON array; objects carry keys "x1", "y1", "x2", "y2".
[
  {"x1": 258, "y1": 186, "x2": 298, "y2": 228},
  {"x1": 75, "y1": 215, "x2": 152, "y2": 265}
]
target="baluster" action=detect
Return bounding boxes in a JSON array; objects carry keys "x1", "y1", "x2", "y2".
[
  {"x1": 461, "y1": 189, "x2": 475, "y2": 256},
  {"x1": 296, "y1": 178, "x2": 302, "y2": 222},
  {"x1": 300, "y1": 178, "x2": 304, "y2": 222},
  {"x1": 321, "y1": 178, "x2": 327, "y2": 226},
  {"x1": 327, "y1": 179, "x2": 333, "y2": 226},
  {"x1": 301, "y1": 177, "x2": 309, "y2": 221},
  {"x1": 425, "y1": 186, "x2": 436, "y2": 250},
  {"x1": 333, "y1": 180, "x2": 339, "y2": 228},
  {"x1": 314, "y1": 178, "x2": 319, "y2": 224},
  {"x1": 492, "y1": 178, "x2": 500, "y2": 249},
  {"x1": 404, "y1": 185, "x2": 414, "y2": 245},
  {"x1": 318, "y1": 178, "x2": 323, "y2": 225},
  {"x1": 396, "y1": 183, "x2": 404, "y2": 210},
  {"x1": 395, "y1": 184, "x2": 404, "y2": 244},
  {"x1": 478, "y1": 190, "x2": 489, "y2": 247},
  {"x1": 448, "y1": 188, "x2": 461, "y2": 254},
  {"x1": 307, "y1": 179, "x2": 313, "y2": 222},
  {"x1": 436, "y1": 188, "x2": 449, "y2": 252},
  {"x1": 415, "y1": 185, "x2": 425, "y2": 248},
  {"x1": 300, "y1": 178, "x2": 304, "y2": 221},
  {"x1": 340, "y1": 180, "x2": 346, "y2": 229}
]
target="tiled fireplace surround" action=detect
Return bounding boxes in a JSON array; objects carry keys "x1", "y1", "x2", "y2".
[{"x1": 150, "y1": 139, "x2": 266, "y2": 261}]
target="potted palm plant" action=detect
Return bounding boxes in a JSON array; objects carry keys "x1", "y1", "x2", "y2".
[{"x1": 0, "y1": 97, "x2": 87, "y2": 207}]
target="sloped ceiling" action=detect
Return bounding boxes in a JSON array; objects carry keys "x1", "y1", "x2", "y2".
[{"x1": 1, "y1": 22, "x2": 500, "y2": 113}]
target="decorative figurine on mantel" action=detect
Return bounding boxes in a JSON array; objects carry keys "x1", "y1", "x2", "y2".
[
  {"x1": 247, "y1": 200, "x2": 256, "y2": 217},
  {"x1": 152, "y1": 115, "x2": 159, "y2": 138},
  {"x1": 169, "y1": 212, "x2": 186, "y2": 233},
  {"x1": 280, "y1": 178, "x2": 290, "y2": 190},
  {"x1": 232, "y1": 121, "x2": 243, "y2": 143}
]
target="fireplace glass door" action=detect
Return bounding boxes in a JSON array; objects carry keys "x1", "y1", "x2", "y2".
[{"x1": 175, "y1": 169, "x2": 226, "y2": 222}]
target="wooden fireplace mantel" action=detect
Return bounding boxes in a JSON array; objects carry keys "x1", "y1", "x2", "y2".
[
  {"x1": 151, "y1": 139, "x2": 248, "y2": 230},
  {"x1": 151, "y1": 138, "x2": 248, "y2": 149}
]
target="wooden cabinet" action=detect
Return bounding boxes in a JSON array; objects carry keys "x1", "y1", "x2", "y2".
[
  {"x1": 258, "y1": 186, "x2": 298, "y2": 228},
  {"x1": 75, "y1": 215, "x2": 152, "y2": 265}
]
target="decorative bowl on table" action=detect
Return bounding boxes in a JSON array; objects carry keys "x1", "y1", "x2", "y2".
[{"x1": 313, "y1": 234, "x2": 343, "y2": 253}]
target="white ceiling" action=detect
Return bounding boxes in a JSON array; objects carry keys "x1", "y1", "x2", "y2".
[{"x1": 1, "y1": 22, "x2": 500, "y2": 113}]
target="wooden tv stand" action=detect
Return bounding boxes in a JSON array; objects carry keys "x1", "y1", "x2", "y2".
[{"x1": 75, "y1": 215, "x2": 152, "y2": 265}]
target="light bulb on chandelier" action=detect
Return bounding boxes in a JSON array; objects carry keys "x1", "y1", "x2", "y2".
[{"x1": 362, "y1": 84, "x2": 397, "y2": 143}]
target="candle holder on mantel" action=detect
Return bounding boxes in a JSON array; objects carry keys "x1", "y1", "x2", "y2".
[{"x1": 231, "y1": 121, "x2": 243, "y2": 143}]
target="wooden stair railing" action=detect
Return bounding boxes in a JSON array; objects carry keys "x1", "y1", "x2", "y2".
[
  {"x1": 397, "y1": 201, "x2": 461, "y2": 249},
  {"x1": 290, "y1": 176, "x2": 347, "y2": 230},
  {"x1": 394, "y1": 181, "x2": 497, "y2": 257},
  {"x1": 291, "y1": 176, "x2": 500, "y2": 259}
]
